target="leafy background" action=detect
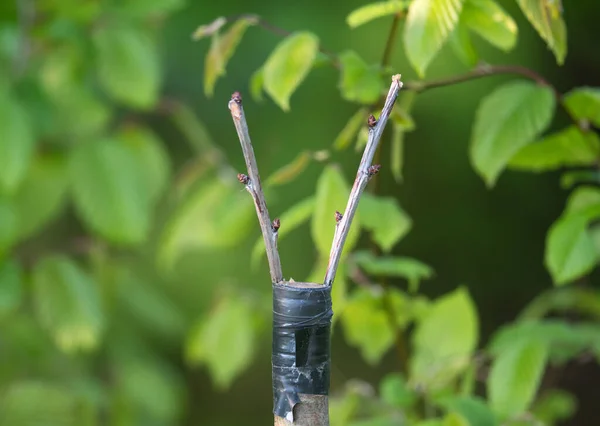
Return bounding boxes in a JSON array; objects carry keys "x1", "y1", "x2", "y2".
[{"x1": 0, "y1": 0, "x2": 599, "y2": 425}]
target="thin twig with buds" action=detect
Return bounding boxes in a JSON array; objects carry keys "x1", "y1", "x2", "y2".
[
  {"x1": 324, "y1": 75, "x2": 403, "y2": 286},
  {"x1": 229, "y1": 92, "x2": 284, "y2": 283}
]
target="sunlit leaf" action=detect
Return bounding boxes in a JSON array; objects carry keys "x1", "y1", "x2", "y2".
[
  {"x1": 185, "y1": 294, "x2": 256, "y2": 388},
  {"x1": 94, "y1": 26, "x2": 160, "y2": 109},
  {"x1": 359, "y1": 193, "x2": 412, "y2": 252},
  {"x1": 563, "y1": 87, "x2": 600, "y2": 127},
  {"x1": 564, "y1": 187, "x2": 600, "y2": 218},
  {"x1": 263, "y1": 32, "x2": 319, "y2": 110},
  {"x1": 438, "y1": 396, "x2": 498, "y2": 426},
  {"x1": 410, "y1": 287, "x2": 478, "y2": 390},
  {"x1": 353, "y1": 251, "x2": 434, "y2": 291},
  {"x1": 463, "y1": 0, "x2": 518, "y2": 51},
  {"x1": 391, "y1": 121, "x2": 405, "y2": 182},
  {"x1": 334, "y1": 108, "x2": 368, "y2": 151},
  {"x1": 70, "y1": 138, "x2": 151, "y2": 245},
  {"x1": 265, "y1": 151, "x2": 311, "y2": 187},
  {"x1": 346, "y1": 0, "x2": 410, "y2": 28},
  {"x1": 32, "y1": 255, "x2": 104, "y2": 353},
  {"x1": 450, "y1": 23, "x2": 478, "y2": 67},
  {"x1": 380, "y1": 373, "x2": 418, "y2": 408},
  {"x1": 0, "y1": 91, "x2": 35, "y2": 194},
  {"x1": 251, "y1": 196, "x2": 315, "y2": 268},
  {"x1": 312, "y1": 165, "x2": 360, "y2": 257},
  {"x1": 488, "y1": 339, "x2": 548, "y2": 419},
  {"x1": 519, "y1": 286, "x2": 600, "y2": 321},
  {"x1": 250, "y1": 67, "x2": 265, "y2": 102},
  {"x1": 516, "y1": 0, "x2": 567, "y2": 64},
  {"x1": 509, "y1": 126, "x2": 600, "y2": 172},
  {"x1": 443, "y1": 412, "x2": 469, "y2": 426},
  {"x1": 192, "y1": 16, "x2": 227, "y2": 40},
  {"x1": 0, "y1": 259, "x2": 22, "y2": 318},
  {"x1": 470, "y1": 81, "x2": 555, "y2": 187},
  {"x1": 204, "y1": 17, "x2": 255, "y2": 96},
  {"x1": 159, "y1": 177, "x2": 254, "y2": 269},
  {"x1": 338, "y1": 51, "x2": 384, "y2": 104},
  {"x1": 404, "y1": 0, "x2": 466, "y2": 76}
]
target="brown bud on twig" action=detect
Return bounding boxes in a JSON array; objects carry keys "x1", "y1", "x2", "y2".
[
  {"x1": 272, "y1": 218, "x2": 281, "y2": 232},
  {"x1": 237, "y1": 173, "x2": 249, "y2": 185},
  {"x1": 231, "y1": 91, "x2": 242, "y2": 104},
  {"x1": 367, "y1": 164, "x2": 381, "y2": 176},
  {"x1": 367, "y1": 114, "x2": 377, "y2": 128},
  {"x1": 335, "y1": 211, "x2": 343, "y2": 223}
]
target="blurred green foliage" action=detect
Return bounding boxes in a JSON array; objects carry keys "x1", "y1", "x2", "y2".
[{"x1": 0, "y1": 0, "x2": 599, "y2": 425}]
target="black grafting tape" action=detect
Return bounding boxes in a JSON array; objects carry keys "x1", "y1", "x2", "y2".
[{"x1": 272, "y1": 282, "x2": 333, "y2": 421}]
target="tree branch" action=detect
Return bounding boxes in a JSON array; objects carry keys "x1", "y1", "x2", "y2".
[
  {"x1": 228, "y1": 92, "x2": 284, "y2": 284},
  {"x1": 324, "y1": 75, "x2": 403, "y2": 286}
]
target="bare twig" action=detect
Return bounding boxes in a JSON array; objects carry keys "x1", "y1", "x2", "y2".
[
  {"x1": 324, "y1": 75, "x2": 403, "y2": 286},
  {"x1": 228, "y1": 92, "x2": 284, "y2": 283}
]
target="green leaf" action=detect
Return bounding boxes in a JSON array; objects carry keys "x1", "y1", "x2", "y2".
[
  {"x1": 116, "y1": 125, "x2": 171, "y2": 203},
  {"x1": 250, "y1": 67, "x2": 265, "y2": 102},
  {"x1": 185, "y1": 294, "x2": 256, "y2": 388},
  {"x1": 0, "y1": 381, "x2": 80, "y2": 426},
  {"x1": 404, "y1": 0, "x2": 466, "y2": 76},
  {"x1": 564, "y1": 187, "x2": 600, "y2": 218},
  {"x1": 359, "y1": 193, "x2": 412, "y2": 252},
  {"x1": 204, "y1": 17, "x2": 255, "y2": 96},
  {"x1": 334, "y1": 108, "x2": 368, "y2": 151},
  {"x1": 32, "y1": 255, "x2": 104, "y2": 353},
  {"x1": 462, "y1": 0, "x2": 518, "y2": 51},
  {"x1": 560, "y1": 170, "x2": 600, "y2": 190},
  {"x1": 380, "y1": 373, "x2": 418, "y2": 408},
  {"x1": 338, "y1": 51, "x2": 384, "y2": 104},
  {"x1": 449, "y1": 22, "x2": 478, "y2": 67},
  {"x1": 265, "y1": 151, "x2": 311, "y2": 187},
  {"x1": 13, "y1": 155, "x2": 69, "y2": 241},
  {"x1": 519, "y1": 286, "x2": 600, "y2": 320},
  {"x1": 262, "y1": 32, "x2": 319, "y2": 111},
  {"x1": 0, "y1": 92, "x2": 35, "y2": 194},
  {"x1": 509, "y1": 126, "x2": 600, "y2": 172},
  {"x1": 532, "y1": 389, "x2": 577, "y2": 425},
  {"x1": 94, "y1": 26, "x2": 160, "y2": 109},
  {"x1": 346, "y1": 1, "x2": 410, "y2": 28},
  {"x1": 545, "y1": 214, "x2": 598, "y2": 285},
  {"x1": 516, "y1": 0, "x2": 567, "y2": 64},
  {"x1": 312, "y1": 165, "x2": 360, "y2": 257},
  {"x1": 251, "y1": 196, "x2": 315, "y2": 268},
  {"x1": 563, "y1": 87, "x2": 600, "y2": 127},
  {"x1": 0, "y1": 197, "x2": 18, "y2": 254},
  {"x1": 391, "y1": 122, "x2": 405, "y2": 182},
  {"x1": 410, "y1": 287, "x2": 479, "y2": 390},
  {"x1": 0, "y1": 259, "x2": 22, "y2": 318},
  {"x1": 488, "y1": 339, "x2": 548, "y2": 419},
  {"x1": 70, "y1": 138, "x2": 151, "y2": 246},
  {"x1": 470, "y1": 81, "x2": 555, "y2": 186},
  {"x1": 443, "y1": 412, "x2": 469, "y2": 426},
  {"x1": 341, "y1": 287, "x2": 396, "y2": 364},
  {"x1": 159, "y1": 177, "x2": 254, "y2": 269},
  {"x1": 438, "y1": 396, "x2": 498, "y2": 426},
  {"x1": 353, "y1": 251, "x2": 434, "y2": 291}
]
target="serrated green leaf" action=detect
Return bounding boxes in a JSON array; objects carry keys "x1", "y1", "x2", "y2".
[
  {"x1": 463, "y1": 0, "x2": 517, "y2": 51},
  {"x1": 94, "y1": 26, "x2": 160, "y2": 109},
  {"x1": 509, "y1": 126, "x2": 600, "y2": 172},
  {"x1": 32, "y1": 255, "x2": 104, "y2": 353},
  {"x1": 251, "y1": 196, "x2": 315, "y2": 268},
  {"x1": 204, "y1": 18, "x2": 255, "y2": 96},
  {"x1": 545, "y1": 214, "x2": 598, "y2": 285},
  {"x1": 0, "y1": 259, "x2": 22, "y2": 318},
  {"x1": 470, "y1": 81, "x2": 555, "y2": 186},
  {"x1": 488, "y1": 339, "x2": 548, "y2": 419},
  {"x1": 563, "y1": 87, "x2": 600, "y2": 127},
  {"x1": 13, "y1": 155, "x2": 68, "y2": 241},
  {"x1": 438, "y1": 396, "x2": 498, "y2": 426},
  {"x1": 410, "y1": 287, "x2": 479, "y2": 390},
  {"x1": 312, "y1": 165, "x2": 360, "y2": 257},
  {"x1": 404, "y1": 0, "x2": 466, "y2": 76},
  {"x1": 380, "y1": 373, "x2": 418, "y2": 408},
  {"x1": 449, "y1": 22, "x2": 478, "y2": 67},
  {"x1": 159, "y1": 178, "x2": 254, "y2": 269},
  {"x1": 185, "y1": 295, "x2": 256, "y2": 388},
  {"x1": 346, "y1": 0, "x2": 410, "y2": 28},
  {"x1": 70, "y1": 138, "x2": 151, "y2": 245},
  {"x1": 263, "y1": 32, "x2": 319, "y2": 110},
  {"x1": 250, "y1": 67, "x2": 265, "y2": 102},
  {"x1": 0, "y1": 92, "x2": 35, "y2": 194},
  {"x1": 117, "y1": 125, "x2": 171, "y2": 203},
  {"x1": 391, "y1": 121, "x2": 405, "y2": 182},
  {"x1": 341, "y1": 287, "x2": 396, "y2": 364},
  {"x1": 338, "y1": 51, "x2": 385, "y2": 104},
  {"x1": 359, "y1": 193, "x2": 412, "y2": 252},
  {"x1": 265, "y1": 151, "x2": 311, "y2": 187},
  {"x1": 334, "y1": 108, "x2": 368, "y2": 151},
  {"x1": 516, "y1": 0, "x2": 567, "y2": 64}
]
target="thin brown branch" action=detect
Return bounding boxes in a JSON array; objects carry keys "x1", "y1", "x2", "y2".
[
  {"x1": 228, "y1": 92, "x2": 284, "y2": 284},
  {"x1": 324, "y1": 75, "x2": 403, "y2": 286}
]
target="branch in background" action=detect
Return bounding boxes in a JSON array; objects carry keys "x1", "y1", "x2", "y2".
[
  {"x1": 228, "y1": 92, "x2": 284, "y2": 284},
  {"x1": 324, "y1": 75, "x2": 403, "y2": 286}
]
